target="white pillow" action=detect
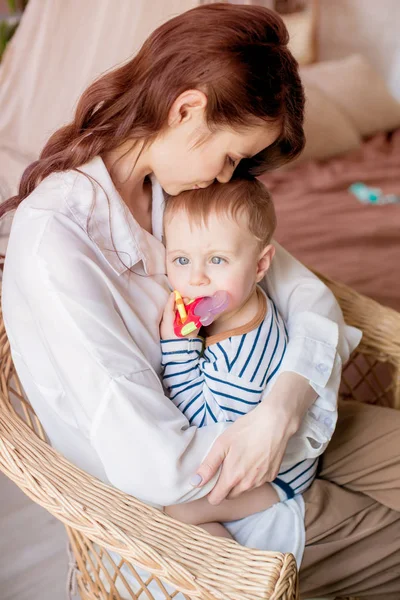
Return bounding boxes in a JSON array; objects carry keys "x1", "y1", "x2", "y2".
[
  {"x1": 301, "y1": 54, "x2": 400, "y2": 137},
  {"x1": 301, "y1": 82, "x2": 362, "y2": 161}
]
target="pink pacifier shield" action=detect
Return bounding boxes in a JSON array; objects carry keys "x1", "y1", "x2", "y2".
[{"x1": 194, "y1": 290, "x2": 230, "y2": 326}]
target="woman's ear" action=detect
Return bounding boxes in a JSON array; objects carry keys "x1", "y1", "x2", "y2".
[
  {"x1": 256, "y1": 244, "x2": 275, "y2": 282},
  {"x1": 168, "y1": 89, "x2": 208, "y2": 127}
]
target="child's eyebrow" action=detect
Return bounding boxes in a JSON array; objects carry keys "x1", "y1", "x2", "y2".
[
  {"x1": 167, "y1": 249, "x2": 237, "y2": 256},
  {"x1": 207, "y1": 249, "x2": 237, "y2": 256},
  {"x1": 167, "y1": 249, "x2": 187, "y2": 255}
]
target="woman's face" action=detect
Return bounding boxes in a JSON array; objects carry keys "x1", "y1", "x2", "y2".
[{"x1": 148, "y1": 93, "x2": 280, "y2": 196}]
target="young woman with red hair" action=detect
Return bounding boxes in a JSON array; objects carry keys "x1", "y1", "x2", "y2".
[{"x1": 1, "y1": 4, "x2": 399, "y2": 597}]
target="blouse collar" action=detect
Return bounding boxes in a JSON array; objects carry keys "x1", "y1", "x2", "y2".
[{"x1": 65, "y1": 156, "x2": 166, "y2": 276}]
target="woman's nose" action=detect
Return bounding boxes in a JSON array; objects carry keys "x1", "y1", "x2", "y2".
[{"x1": 216, "y1": 163, "x2": 234, "y2": 184}]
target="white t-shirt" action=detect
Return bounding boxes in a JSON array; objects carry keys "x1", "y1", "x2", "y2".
[{"x1": 2, "y1": 156, "x2": 361, "y2": 566}]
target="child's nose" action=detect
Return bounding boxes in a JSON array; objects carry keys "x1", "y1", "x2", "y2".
[{"x1": 190, "y1": 267, "x2": 210, "y2": 286}]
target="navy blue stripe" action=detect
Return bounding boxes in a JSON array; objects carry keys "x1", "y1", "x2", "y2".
[
  {"x1": 170, "y1": 380, "x2": 202, "y2": 399},
  {"x1": 288, "y1": 459, "x2": 318, "y2": 485},
  {"x1": 283, "y1": 319, "x2": 289, "y2": 339},
  {"x1": 199, "y1": 411, "x2": 206, "y2": 427},
  {"x1": 270, "y1": 297, "x2": 288, "y2": 339},
  {"x1": 189, "y1": 403, "x2": 205, "y2": 425},
  {"x1": 162, "y1": 349, "x2": 200, "y2": 356},
  {"x1": 217, "y1": 342, "x2": 230, "y2": 371},
  {"x1": 219, "y1": 405, "x2": 247, "y2": 416},
  {"x1": 207, "y1": 347, "x2": 219, "y2": 372},
  {"x1": 204, "y1": 371, "x2": 261, "y2": 394},
  {"x1": 239, "y1": 323, "x2": 262, "y2": 378},
  {"x1": 265, "y1": 338, "x2": 287, "y2": 385},
  {"x1": 162, "y1": 357, "x2": 198, "y2": 366},
  {"x1": 250, "y1": 311, "x2": 274, "y2": 383},
  {"x1": 278, "y1": 459, "x2": 306, "y2": 477},
  {"x1": 161, "y1": 338, "x2": 201, "y2": 345},
  {"x1": 259, "y1": 313, "x2": 280, "y2": 386},
  {"x1": 229, "y1": 333, "x2": 246, "y2": 371},
  {"x1": 169, "y1": 377, "x2": 202, "y2": 391},
  {"x1": 208, "y1": 388, "x2": 260, "y2": 405},
  {"x1": 178, "y1": 390, "x2": 202, "y2": 412},
  {"x1": 272, "y1": 478, "x2": 295, "y2": 499},
  {"x1": 163, "y1": 365, "x2": 198, "y2": 380},
  {"x1": 294, "y1": 469, "x2": 318, "y2": 492},
  {"x1": 206, "y1": 403, "x2": 218, "y2": 423},
  {"x1": 262, "y1": 300, "x2": 287, "y2": 386}
]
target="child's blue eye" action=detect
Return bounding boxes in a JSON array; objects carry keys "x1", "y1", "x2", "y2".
[
  {"x1": 175, "y1": 257, "x2": 189, "y2": 266},
  {"x1": 210, "y1": 256, "x2": 224, "y2": 265}
]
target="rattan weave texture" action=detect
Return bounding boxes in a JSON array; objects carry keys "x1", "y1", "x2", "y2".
[{"x1": 0, "y1": 272, "x2": 399, "y2": 599}]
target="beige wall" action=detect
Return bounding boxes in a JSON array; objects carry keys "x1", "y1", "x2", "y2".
[{"x1": 318, "y1": 0, "x2": 400, "y2": 99}]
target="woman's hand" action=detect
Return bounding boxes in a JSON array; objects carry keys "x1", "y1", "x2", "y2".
[{"x1": 192, "y1": 372, "x2": 317, "y2": 505}]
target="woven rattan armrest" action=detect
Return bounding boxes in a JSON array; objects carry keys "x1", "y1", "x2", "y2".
[
  {"x1": 0, "y1": 402, "x2": 298, "y2": 600},
  {"x1": 319, "y1": 273, "x2": 400, "y2": 408}
]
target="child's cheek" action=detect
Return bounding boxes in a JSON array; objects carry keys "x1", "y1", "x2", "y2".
[
  {"x1": 168, "y1": 269, "x2": 187, "y2": 295},
  {"x1": 221, "y1": 280, "x2": 243, "y2": 310}
]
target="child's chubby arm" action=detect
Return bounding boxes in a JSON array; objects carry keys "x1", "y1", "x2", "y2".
[
  {"x1": 160, "y1": 292, "x2": 205, "y2": 415},
  {"x1": 164, "y1": 483, "x2": 279, "y2": 525}
]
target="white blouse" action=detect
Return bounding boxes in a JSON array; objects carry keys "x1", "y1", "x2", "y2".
[{"x1": 2, "y1": 156, "x2": 361, "y2": 563}]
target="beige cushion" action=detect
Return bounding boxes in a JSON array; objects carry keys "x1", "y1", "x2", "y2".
[
  {"x1": 301, "y1": 54, "x2": 400, "y2": 137},
  {"x1": 301, "y1": 83, "x2": 362, "y2": 161}
]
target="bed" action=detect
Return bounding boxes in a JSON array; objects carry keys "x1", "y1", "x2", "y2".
[{"x1": 263, "y1": 129, "x2": 400, "y2": 311}]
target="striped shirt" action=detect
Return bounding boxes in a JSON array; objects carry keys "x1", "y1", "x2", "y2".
[{"x1": 161, "y1": 286, "x2": 318, "y2": 501}]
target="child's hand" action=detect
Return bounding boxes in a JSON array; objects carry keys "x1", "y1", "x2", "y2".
[
  {"x1": 160, "y1": 292, "x2": 178, "y2": 340},
  {"x1": 160, "y1": 292, "x2": 200, "y2": 340}
]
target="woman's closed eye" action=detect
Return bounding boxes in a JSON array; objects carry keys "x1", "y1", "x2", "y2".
[{"x1": 227, "y1": 156, "x2": 237, "y2": 168}]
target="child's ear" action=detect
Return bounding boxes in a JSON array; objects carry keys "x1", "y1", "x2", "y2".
[{"x1": 256, "y1": 244, "x2": 275, "y2": 282}]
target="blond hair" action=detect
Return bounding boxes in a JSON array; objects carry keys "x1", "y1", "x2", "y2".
[{"x1": 163, "y1": 178, "x2": 276, "y2": 247}]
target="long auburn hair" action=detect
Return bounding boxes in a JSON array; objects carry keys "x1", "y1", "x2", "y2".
[{"x1": 1, "y1": 2, "x2": 305, "y2": 218}]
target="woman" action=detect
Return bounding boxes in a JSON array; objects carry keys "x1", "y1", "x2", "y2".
[{"x1": 1, "y1": 4, "x2": 399, "y2": 598}]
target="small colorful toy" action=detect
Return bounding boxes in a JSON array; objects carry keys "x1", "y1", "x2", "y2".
[
  {"x1": 349, "y1": 182, "x2": 400, "y2": 205},
  {"x1": 173, "y1": 290, "x2": 230, "y2": 337}
]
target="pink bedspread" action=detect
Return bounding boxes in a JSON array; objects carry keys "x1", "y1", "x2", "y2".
[{"x1": 261, "y1": 130, "x2": 400, "y2": 311}]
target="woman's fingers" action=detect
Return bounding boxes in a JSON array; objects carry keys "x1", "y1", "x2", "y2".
[
  {"x1": 207, "y1": 465, "x2": 240, "y2": 505},
  {"x1": 192, "y1": 440, "x2": 226, "y2": 488},
  {"x1": 192, "y1": 398, "x2": 292, "y2": 503}
]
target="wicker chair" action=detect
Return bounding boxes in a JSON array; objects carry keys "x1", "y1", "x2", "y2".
[{"x1": 0, "y1": 273, "x2": 399, "y2": 600}]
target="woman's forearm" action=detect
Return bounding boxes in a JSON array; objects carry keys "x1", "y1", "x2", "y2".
[{"x1": 261, "y1": 371, "x2": 318, "y2": 439}]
